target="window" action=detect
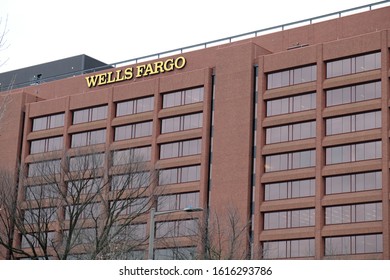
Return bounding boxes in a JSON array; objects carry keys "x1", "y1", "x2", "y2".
[
  {"x1": 263, "y1": 239, "x2": 315, "y2": 259},
  {"x1": 110, "y1": 224, "x2": 147, "y2": 242},
  {"x1": 162, "y1": 87, "x2": 204, "y2": 108},
  {"x1": 264, "y1": 179, "x2": 315, "y2": 200},
  {"x1": 114, "y1": 121, "x2": 152, "y2": 141},
  {"x1": 68, "y1": 153, "x2": 104, "y2": 172},
  {"x1": 156, "y1": 219, "x2": 198, "y2": 238},
  {"x1": 325, "y1": 234, "x2": 383, "y2": 256},
  {"x1": 112, "y1": 146, "x2": 151, "y2": 165},
  {"x1": 325, "y1": 141, "x2": 381, "y2": 165},
  {"x1": 157, "y1": 192, "x2": 200, "y2": 212},
  {"x1": 32, "y1": 113, "x2": 65, "y2": 131},
  {"x1": 30, "y1": 136, "x2": 63, "y2": 154},
  {"x1": 264, "y1": 208, "x2": 315, "y2": 229},
  {"x1": 326, "y1": 111, "x2": 381, "y2": 135},
  {"x1": 73, "y1": 105, "x2": 108, "y2": 124},
  {"x1": 27, "y1": 160, "x2": 61, "y2": 177},
  {"x1": 112, "y1": 198, "x2": 148, "y2": 216},
  {"x1": 326, "y1": 52, "x2": 381, "y2": 78},
  {"x1": 111, "y1": 172, "x2": 150, "y2": 190},
  {"x1": 116, "y1": 96, "x2": 154, "y2": 117},
  {"x1": 266, "y1": 92, "x2": 316, "y2": 117},
  {"x1": 67, "y1": 178, "x2": 102, "y2": 196},
  {"x1": 25, "y1": 184, "x2": 58, "y2": 200},
  {"x1": 265, "y1": 150, "x2": 315, "y2": 172},
  {"x1": 160, "y1": 139, "x2": 202, "y2": 159},
  {"x1": 159, "y1": 165, "x2": 201, "y2": 185},
  {"x1": 325, "y1": 202, "x2": 382, "y2": 225},
  {"x1": 325, "y1": 171, "x2": 382, "y2": 194},
  {"x1": 266, "y1": 121, "x2": 316, "y2": 144},
  {"x1": 71, "y1": 129, "x2": 106, "y2": 147},
  {"x1": 154, "y1": 247, "x2": 196, "y2": 260},
  {"x1": 326, "y1": 81, "x2": 381, "y2": 107},
  {"x1": 161, "y1": 113, "x2": 203, "y2": 134},
  {"x1": 65, "y1": 203, "x2": 101, "y2": 220},
  {"x1": 24, "y1": 207, "x2": 57, "y2": 224},
  {"x1": 21, "y1": 232, "x2": 56, "y2": 249},
  {"x1": 267, "y1": 65, "x2": 316, "y2": 89}
]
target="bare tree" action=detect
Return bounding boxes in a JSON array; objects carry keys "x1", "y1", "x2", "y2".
[
  {"x1": 197, "y1": 206, "x2": 251, "y2": 260},
  {"x1": 0, "y1": 148, "x2": 160, "y2": 259},
  {"x1": 0, "y1": 15, "x2": 8, "y2": 67}
]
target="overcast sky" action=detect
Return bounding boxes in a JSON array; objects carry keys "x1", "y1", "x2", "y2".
[{"x1": 0, "y1": 0, "x2": 387, "y2": 73}]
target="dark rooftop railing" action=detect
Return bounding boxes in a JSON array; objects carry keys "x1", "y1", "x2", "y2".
[{"x1": 2, "y1": 0, "x2": 389, "y2": 91}]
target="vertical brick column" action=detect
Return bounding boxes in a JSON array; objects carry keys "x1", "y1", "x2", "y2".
[{"x1": 380, "y1": 30, "x2": 389, "y2": 259}]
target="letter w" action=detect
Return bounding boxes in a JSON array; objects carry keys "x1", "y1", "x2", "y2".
[{"x1": 85, "y1": 75, "x2": 99, "y2": 88}]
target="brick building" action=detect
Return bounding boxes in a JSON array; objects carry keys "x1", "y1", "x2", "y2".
[{"x1": 1, "y1": 2, "x2": 390, "y2": 259}]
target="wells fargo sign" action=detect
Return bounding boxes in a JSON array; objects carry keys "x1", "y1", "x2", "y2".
[{"x1": 85, "y1": 56, "x2": 186, "y2": 88}]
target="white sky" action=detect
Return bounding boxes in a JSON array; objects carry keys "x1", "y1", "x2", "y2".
[{"x1": 0, "y1": 0, "x2": 387, "y2": 73}]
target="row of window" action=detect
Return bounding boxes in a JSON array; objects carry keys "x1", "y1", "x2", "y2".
[
  {"x1": 266, "y1": 80, "x2": 381, "y2": 117},
  {"x1": 262, "y1": 233, "x2": 383, "y2": 259},
  {"x1": 325, "y1": 111, "x2": 381, "y2": 136},
  {"x1": 263, "y1": 202, "x2": 382, "y2": 230},
  {"x1": 264, "y1": 171, "x2": 382, "y2": 201},
  {"x1": 266, "y1": 121, "x2": 316, "y2": 144},
  {"x1": 266, "y1": 52, "x2": 381, "y2": 90},
  {"x1": 31, "y1": 87, "x2": 204, "y2": 131}
]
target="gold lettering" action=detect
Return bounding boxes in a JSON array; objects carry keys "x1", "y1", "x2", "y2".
[
  {"x1": 124, "y1": 67, "x2": 133, "y2": 80},
  {"x1": 114, "y1": 70, "x2": 125, "y2": 83},
  {"x1": 164, "y1": 59, "x2": 174, "y2": 72},
  {"x1": 143, "y1": 64, "x2": 156, "y2": 76},
  {"x1": 175, "y1": 56, "x2": 186, "y2": 69},
  {"x1": 85, "y1": 75, "x2": 99, "y2": 88},
  {"x1": 107, "y1": 72, "x2": 116, "y2": 84},
  {"x1": 85, "y1": 57, "x2": 186, "y2": 88},
  {"x1": 97, "y1": 73, "x2": 107, "y2": 86},
  {"x1": 154, "y1": 61, "x2": 164, "y2": 74},
  {"x1": 136, "y1": 65, "x2": 146, "y2": 77}
]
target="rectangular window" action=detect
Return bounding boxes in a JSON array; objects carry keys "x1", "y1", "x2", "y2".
[
  {"x1": 264, "y1": 179, "x2": 315, "y2": 201},
  {"x1": 111, "y1": 172, "x2": 151, "y2": 190},
  {"x1": 161, "y1": 113, "x2": 203, "y2": 134},
  {"x1": 162, "y1": 87, "x2": 204, "y2": 108},
  {"x1": 157, "y1": 192, "x2": 200, "y2": 212},
  {"x1": 265, "y1": 150, "x2": 315, "y2": 172},
  {"x1": 156, "y1": 219, "x2": 198, "y2": 238},
  {"x1": 264, "y1": 208, "x2": 315, "y2": 229},
  {"x1": 32, "y1": 113, "x2": 64, "y2": 131},
  {"x1": 325, "y1": 141, "x2": 381, "y2": 165},
  {"x1": 112, "y1": 198, "x2": 148, "y2": 216},
  {"x1": 266, "y1": 121, "x2": 316, "y2": 144},
  {"x1": 71, "y1": 129, "x2": 106, "y2": 147},
  {"x1": 325, "y1": 234, "x2": 383, "y2": 256},
  {"x1": 325, "y1": 171, "x2": 382, "y2": 194},
  {"x1": 326, "y1": 111, "x2": 381, "y2": 136},
  {"x1": 325, "y1": 202, "x2": 382, "y2": 225},
  {"x1": 159, "y1": 165, "x2": 201, "y2": 185},
  {"x1": 67, "y1": 178, "x2": 102, "y2": 196},
  {"x1": 326, "y1": 52, "x2": 381, "y2": 78},
  {"x1": 25, "y1": 184, "x2": 58, "y2": 200},
  {"x1": 263, "y1": 239, "x2": 315, "y2": 259},
  {"x1": 27, "y1": 160, "x2": 61, "y2": 177},
  {"x1": 326, "y1": 81, "x2": 381, "y2": 107},
  {"x1": 266, "y1": 92, "x2": 316, "y2": 117},
  {"x1": 154, "y1": 247, "x2": 196, "y2": 260},
  {"x1": 68, "y1": 153, "x2": 104, "y2": 172},
  {"x1": 112, "y1": 146, "x2": 151, "y2": 165},
  {"x1": 116, "y1": 96, "x2": 154, "y2": 117},
  {"x1": 73, "y1": 105, "x2": 108, "y2": 124},
  {"x1": 65, "y1": 203, "x2": 101, "y2": 220},
  {"x1": 267, "y1": 65, "x2": 316, "y2": 89},
  {"x1": 114, "y1": 121, "x2": 152, "y2": 141},
  {"x1": 24, "y1": 207, "x2": 57, "y2": 224},
  {"x1": 160, "y1": 139, "x2": 202, "y2": 159},
  {"x1": 30, "y1": 136, "x2": 63, "y2": 154}
]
